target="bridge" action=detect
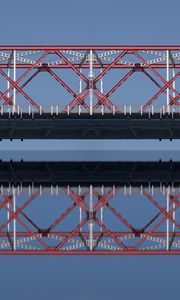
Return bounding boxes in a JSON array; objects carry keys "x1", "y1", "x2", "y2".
[
  {"x1": 1, "y1": 108, "x2": 180, "y2": 139},
  {"x1": 1, "y1": 45, "x2": 180, "y2": 255},
  {"x1": 0, "y1": 46, "x2": 180, "y2": 139},
  {"x1": 0, "y1": 160, "x2": 180, "y2": 186},
  {"x1": 0, "y1": 160, "x2": 179, "y2": 255}
]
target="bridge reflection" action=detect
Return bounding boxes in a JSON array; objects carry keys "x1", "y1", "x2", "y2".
[
  {"x1": 0, "y1": 161, "x2": 179, "y2": 186},
  {"x1": 0, "y1": 160, "x2": 180, "y2": 255}
]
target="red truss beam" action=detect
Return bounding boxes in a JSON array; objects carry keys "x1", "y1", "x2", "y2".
[
  {"x1": 1, "y1": 46, "x2": 180, "y2": 50},
  {"x1": 0, "y1": 46, "x2": 180, "y2": 112},
  {"x1": 1, "y1": 64, "x2": 180, "y2": 69},
  {"x1": 0, "y1": 186, "x2": 180, "y2": 255}
]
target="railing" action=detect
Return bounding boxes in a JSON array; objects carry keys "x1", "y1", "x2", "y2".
[{"x1": 0, "y1": 104, "x2": 180, "y2": 116}]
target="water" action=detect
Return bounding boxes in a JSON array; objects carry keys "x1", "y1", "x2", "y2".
[
  {"x1": 0, "y1": 150, "x2": 179, "y2": 255},
  {"x1": 0, "y1": 150, "x2": 180, "y2": 161}
]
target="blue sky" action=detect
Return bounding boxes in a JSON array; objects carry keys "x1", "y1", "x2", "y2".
[
  {"x1": 1, "y1": 1, "x2": 180, "y2": 300},
  {"x1": 2, "y1": 0, "x2": 179, "y2": 45}
]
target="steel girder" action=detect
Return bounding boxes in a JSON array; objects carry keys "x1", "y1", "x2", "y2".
[
  {"x1": 0, "y1": 46, "x2": 180, "y2": 114},
  {"x1": 0, "y1": 161, "x2": 179, "y2": 186},
  {"x1": 0, "y1": 185, "x2": 180, "y2": 255}
]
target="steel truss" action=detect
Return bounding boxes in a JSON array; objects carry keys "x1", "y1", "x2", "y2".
[
  {"x1": 1, "y1": 185, "x2": 180, "y2": 255},
  {"x1": 0, "y1": 46, "x2": 180, "y2": 114}
]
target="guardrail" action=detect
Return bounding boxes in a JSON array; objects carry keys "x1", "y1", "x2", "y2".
[{"x1": 0, "y1": 104, "x2": 180, "y2": 116}]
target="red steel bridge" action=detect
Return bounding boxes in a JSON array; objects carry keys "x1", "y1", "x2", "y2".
[
  {"x1": 0, "y1": 161, "x2": 180, "y2": 255},
  {"x1": 0, "y1": 46, "x2": 180, "y2": 139}
]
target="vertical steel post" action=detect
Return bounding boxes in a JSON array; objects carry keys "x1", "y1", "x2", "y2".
[
  {"x1": 7, "y1": 200, "x2": 10, "y2": 233},
  {"x1": 101, "y1": 185, "x2": 104, "y2": 232},
  {"x1": 100, "y1": 68, "x2": 104, "y2": 114},
  {"x1": 79, "y1": 68, "x2": 82, "y2": 93},
  {"x1": 170, "y1": 50, "x2": 176, "y2": 107},
  {"x1": 7, "y1": 67, "x2": 10, "y2": 117},
  {"x1": 166, "y1": 50, "x2": 169, "y2": 108},
  {"x1": 89, "y1": 185, "x2": 94, "y2": 251},
  {"x1": 79, "y1": 185, "x2": 82, "y2": 232},
  {"x1": 100, "y1": 68, "x2": 103, "y2": 93},
  {"x1": 173, "y1": 201, "x2": 175, "y2": 233},
  {"x1": 13, "y1": 50, "x2": 16, "y2": 108},
  {"x1": 100, "y1": 207, "x2": 103, "y2": 232},
  {"x1": 79, "y1": 68, "x2": 82, "y2": 113},
  {"x1": 173, "y1": 68, "x2": 176, "y2": 100},
  {"x1": 13, "y1": 186, "x2": 16, "y2": 251},
  {"x1": 7, "y1": 68, "x2": 10, "y2": 98},
  {"x1": 89, "y1": 50, "x2": 94, "y2": 115},
  {"x1": 166, "y1": 188, "x2": 169, "y2": 251}
]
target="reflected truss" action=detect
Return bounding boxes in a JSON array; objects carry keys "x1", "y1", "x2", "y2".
[{"x1": 1, "y1": 184, "x2": 180, "y2": 255}]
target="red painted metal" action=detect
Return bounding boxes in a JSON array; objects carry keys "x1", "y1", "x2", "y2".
[
  {"x1": 0, "y1": 64, "x2": 180, "y2": 69},
  {"x1": 0, "y1": 186, "x2": 179, "y2": 255},
  {"x1": 0, "y1": 46, "x2": 180, "y2": 112},
  {"x1": 0, "y1": 46, "x2": 180, "y2": 50},
  {"x1": 1, "y1": 250, "x2": 180, "y2": 255}
]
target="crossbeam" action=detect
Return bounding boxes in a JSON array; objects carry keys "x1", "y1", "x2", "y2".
[
  {"x1": 0, "y1": 185, "x2": 179, "y2": 255},
  {"x1": 0, "y1": 46, "x2": 180, "y2": 116}
]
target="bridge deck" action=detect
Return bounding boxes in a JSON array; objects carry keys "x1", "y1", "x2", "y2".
[
  {"x1": 0, "y1": 113, "x2": 180, "y2": 139},
  {"x1": 0, "y1": 161, "x2": 179, "y2": 186}
]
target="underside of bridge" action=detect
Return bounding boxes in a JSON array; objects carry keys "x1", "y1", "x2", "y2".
[
  {"x1": 0, "y1": 160, "x2": 179, "y2": 186},
  {"x1": 0, "y1": 113, "x2": 180, "y2": 139}
]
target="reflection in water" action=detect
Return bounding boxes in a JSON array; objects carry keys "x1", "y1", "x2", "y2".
[
  {"x1": 0, "y1": 161, "x2": 180, "y2": 186},
  {"x1": 0, "y1": 182, "x2": 179, "y2": 254}
]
